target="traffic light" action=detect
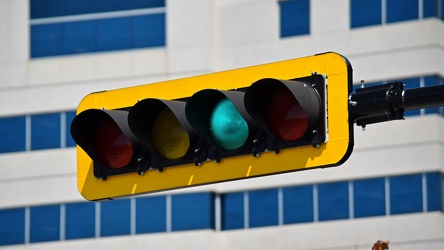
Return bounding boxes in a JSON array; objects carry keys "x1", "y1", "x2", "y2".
[
  {"x1": 185, "y1": 89, "x2": 264, "y2": 162},
  {"x1": 128, "y1": 98, "x2": 207, "y2": 170},
  {"x1": 71, "y1": 109, "x2": 148, "y2": 180},
  {"x1": 244, "y1": 75, "x2": 326, "y2": 152},
  {"x1": 72, "y1": 52, "x2": 354, "y2": 201}
]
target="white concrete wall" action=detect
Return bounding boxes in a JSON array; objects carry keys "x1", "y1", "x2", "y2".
[
  {"x1": 1, "y1": 0, "x2": 444, "y2": 249},
  {"x1": 167, "y1": 0, "x2": 216, "y2": 74},
  {"x1": 0, "y1": 0, "x2": 28, "y2": 88}
]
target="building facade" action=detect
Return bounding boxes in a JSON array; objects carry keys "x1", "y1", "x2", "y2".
[{"x1": 1, "y1": 0, "x2": 444, "y2": 249}]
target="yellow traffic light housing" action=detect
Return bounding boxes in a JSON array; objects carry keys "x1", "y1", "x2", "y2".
[{"x1": 72, "y1": 52, "x2": 354, "y2": 201}]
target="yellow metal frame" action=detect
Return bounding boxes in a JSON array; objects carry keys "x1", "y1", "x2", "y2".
[{"x1": 76, "y1": 52, "x2": 354, "y2": 201}]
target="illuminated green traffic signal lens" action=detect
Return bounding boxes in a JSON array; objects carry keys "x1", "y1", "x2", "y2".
[
  {"x1": 209, "y1": 97, "x2": 249, "y2": 151},
  {"x1": 95, "y1": 117, "x2": 134, "y2": 169},
  {"x1": 152, "y1": 108, "x2": 191, "y2": 160},
  {"x1": 266, "y1": 87, "x2": 308, "y2": 141}
]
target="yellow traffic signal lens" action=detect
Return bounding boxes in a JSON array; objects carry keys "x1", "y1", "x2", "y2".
[
  {"x1": 209, "y1": 97, "x2": 249, "y2": 151},
  {"x1": 95, "y1": 117, "x2": 133, "y2": 169},
  {"x1": 267, "y1": 88, "x2": 308, "y2": 141},
  {"x1": 152, "y1": 108, "x2": 190, "y2": 160}
]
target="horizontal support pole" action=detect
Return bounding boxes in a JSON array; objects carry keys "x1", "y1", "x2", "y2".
[{"x1": 349, "y1": 82, "x2": 444, "y2": 127}]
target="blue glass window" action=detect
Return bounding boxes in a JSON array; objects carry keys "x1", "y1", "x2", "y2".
[
  {"x1": 65, "y1": 202, "x2": 95, "y2": 240},
  {"x1": 0, "y1": 116, "x2": 26, "y2": 153},
  {"x1": 31, "y1": 113, "x2": 61, "y2": 150},
  {"x1": 62, "y1": 0, "x2": 100, "y2": 17},
  {"x1": 354, "y1": 178, "x2": 386, "y2": 218},
  {"x1": 441, "y1": 0, "x2": 444, "y2": 20},
  {"x1": 62, "y1": 21, "x2": 96, "y2": 55},
  {"x1": 426, "y1": 172, "x2": 443, "y2": 212},
  {"x1": 318, "y1": 182, "x2": 349, "y2": 221},
  {"x1": 423, "y1": 0, "x2": 441, "y2": 18},
  {"x1": 386, "y1": 0, "x2": 419, "y2": 23},
  {"x1": 390, "y1": 174, "x2": 423, "y2": 214},
  {"x1": 30, "y1": 205, "x2": 60, "y2": 243},
  {"x1": 221, "y1": 192, "x2": 244, "y2": 230},
  {"x1": 171, "y1": 192, "x2": 215, "y2": 231},
  {"x1": 30, "y1": 0, "x2": 63, "y2": 19},
  {"x1": 350, "y1": 0, "x2": 382, "y2": 28},
  {"x1": 30, "y1": 0, "x2": 167, "y2": 58},
  {"x1": 65, "y1": 111, "x2": 77, "y2": 147},
  {"x1": 279, "y1": 0, "x2": 310, "y2": 37},
  {"x1": 97, "y1": 17, "x2": 132, "y2": 52},
  {"x1": 31, "y1": 14, "x2": 166, "y2": 58},
  {"x1": 100, "y1": 199, "x2": 131, "y2": 237},
  {"x1": 0, "y1": 208, "x2": 25, "y2": 246},
  {"x1": 30, "y1": 23, "x2": 63, "y2": 58},
  {"x1": 136, "y1": 196, "x2": 166, "y2": 234},
  {"x1": 283, "y1": 185, "x2": 313, "y2": 224},
  {"x1": 248, "y1": 189, "x2": 279, "y2": 228},
  {"x1": 31, "y1": 0, "x2": 165, "y2": 19},
  {"x1": 133, "y1": 14, "x2": 166, "y2": 48}
]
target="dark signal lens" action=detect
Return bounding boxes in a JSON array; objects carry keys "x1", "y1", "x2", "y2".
[
  {"x1": 209, "y1": 97, "x2": 249, "y2": 151},
  {"x1": 152, "y1": 108, "x2": 190, "y2": 160},
  {"x1": 95, "y1": 117, "x2": 133, "y2": 169},
  {"x1": 266, "y1": 88, "x2": 308, "y2": 141}
]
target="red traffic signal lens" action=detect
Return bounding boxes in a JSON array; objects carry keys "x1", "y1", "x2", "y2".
[
  {"x1": 266, "y1": 87, "x2": 308, "y2": 141},
  {"x1": 152, "y1": 108, "x2": 191, "y2": 160},
  {"x1": 209, "y1": 97, "x2": 249, "y2": 151},
  {"x1": 95, "y1": 117, "x2": 133, "y2": 169}
]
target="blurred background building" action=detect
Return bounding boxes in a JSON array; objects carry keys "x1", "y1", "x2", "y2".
[{"x1": 0, "y1": 0, "x2": 443, "y2": 249}]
